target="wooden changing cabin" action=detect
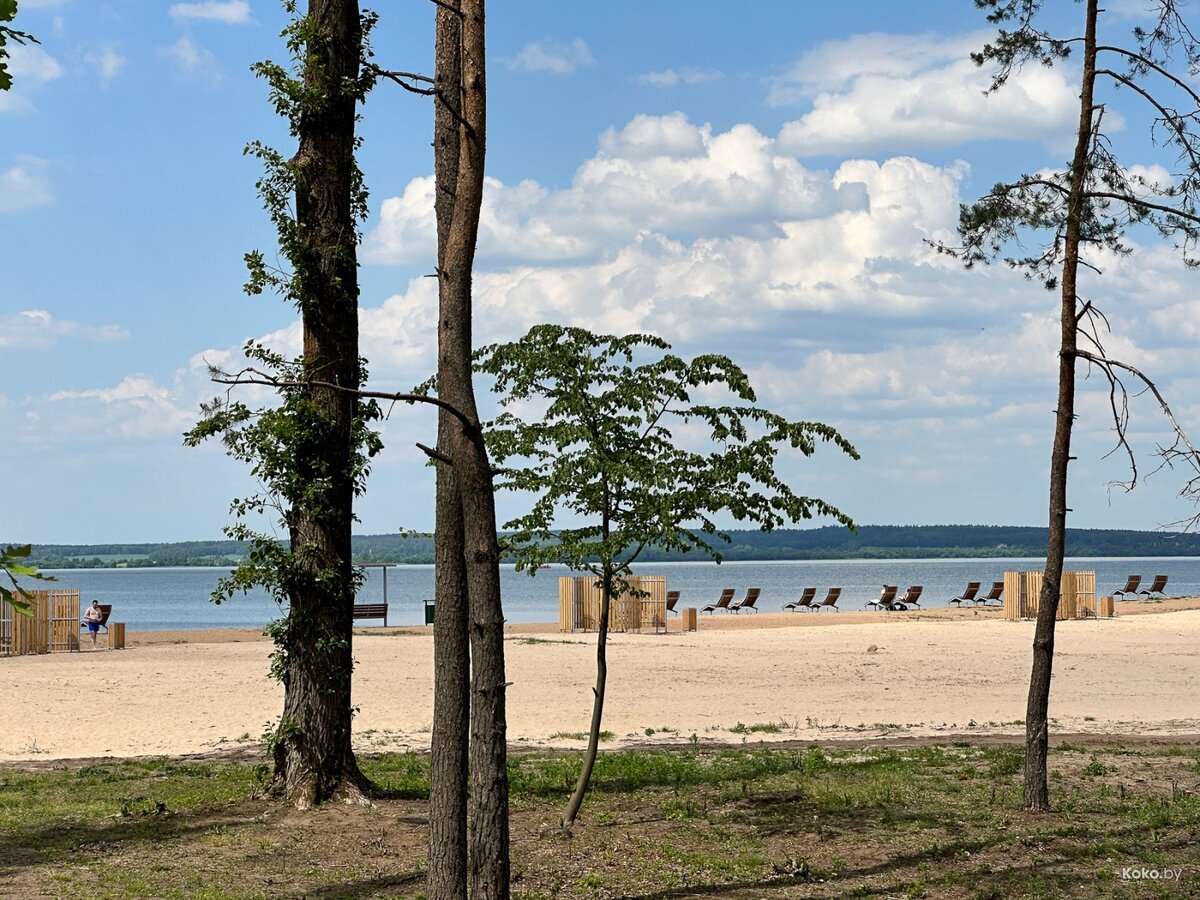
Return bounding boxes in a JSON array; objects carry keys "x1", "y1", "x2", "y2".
[
  {"x1": 1, "y1": 589, "x2": 81, "y2": 655},
  {"x1": 559, "y1": 575, "x2": 668, "y2": 633},
  {"x1": 1003, "y1": 570, "x2": 1095, "y2": 621}
]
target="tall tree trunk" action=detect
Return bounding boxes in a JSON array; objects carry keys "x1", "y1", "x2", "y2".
[
  {"x1": 428, "y1": 4, "x2": 470, "y2": 896},
  {"x1": 267, "y1": 0, "x2": 371, "y2": 809},
  {"x1": 1024, "y1": 0, "x2": 1099, "y2": 813},
  {"x1": 435, "y1": 1, "x2": 511, "y2": 895},
  {"x1": 562, "y1": 565, "x2": 612, "y2": 830}
]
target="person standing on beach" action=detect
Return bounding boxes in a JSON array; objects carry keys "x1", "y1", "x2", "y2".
[{"x1": 83, "y1": 601, "x2": 104, "y2": 649}]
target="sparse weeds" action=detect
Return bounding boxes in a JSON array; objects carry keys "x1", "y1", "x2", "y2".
[{"x1": 1, "y1": 740, "x2": 1198, "y2": 897}]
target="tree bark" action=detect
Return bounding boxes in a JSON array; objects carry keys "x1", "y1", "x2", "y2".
[
  {"x1": 434, "y1": 0, "x2": 511, "y2": 895},
  {"x1": 562, "y1": 565, "x2": 612, "y2": 830},
  {"x1": 428, "y1": 3, "x2": 470, "y2": 896},
  {"x1": 1024, "y1": 0, "x2": 1099, "y2": 813},
  {"x1": 267, "y1": 0, "x2": 371, "y2": 809}
]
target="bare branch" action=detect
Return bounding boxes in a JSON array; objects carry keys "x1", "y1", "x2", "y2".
[
  {"x1": 1076, "y1": 349, "x2": 1200, "y2": 504},
  {"x1": 210, "y1": 366, "x2": 479, "y2": 433},
  {"x1": 1096, "y1": 45, "x2": 1200, "y2": 108},
  {"x1": 417, "y1": 442, "x2": 454, "y2": 465},
  {"x1": 366, "y1": 63, "x2": 437, "y2": 96}
]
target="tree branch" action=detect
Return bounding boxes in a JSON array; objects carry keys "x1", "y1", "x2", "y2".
[{"x1": 210, "y1": 366, "x2": 479, "y2": 434}]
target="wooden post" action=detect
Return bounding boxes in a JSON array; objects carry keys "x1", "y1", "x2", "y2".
[{"x1": 681, "y1": 607, "x2": 697, "y2": 631}]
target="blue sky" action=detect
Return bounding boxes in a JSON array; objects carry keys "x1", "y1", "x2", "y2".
[{"x1": 4, "y1": 0, "x2": 1200, "y2": 543}]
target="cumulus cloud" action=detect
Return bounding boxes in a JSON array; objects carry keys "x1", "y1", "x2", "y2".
[
  {"x1": 168, "y1": 1, "x2": 252, "y2": 24},
  {"x1": 0, "y1": 308, "x2": 129, "y2": 348},
  {"x1": 770, "y1": 31, "x2": 1079, "y2": 155},
  {"x1": 0, "y1": 43, "x2": 63, "y2": 112},
  {"x1": 46, "y1": 375, "x2": 197, "y2": 440},
  {"x1": 365, "y1": 113, "x2": 873, "y2": 268},
  {"x1": 506, "y1": 37, "x2": 594, "y2": 74},
  {"x1": 634, "y1": 67, "x2": 723, "y2": 87},
  {"x1": 158, "y1": 36, "x2": 220, "y2": 81},
  {"x1": 85, "y1": 45, "x2": 127, "y2": 86},
  {"x1": 0, "y1": 157, "x2": 53, "y2": 213}
]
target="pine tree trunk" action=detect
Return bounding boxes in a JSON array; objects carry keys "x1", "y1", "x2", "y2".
[
  {"x1": 266, "y1": 0, "x2": 371, "y2": 809},
  {"x1": 434, "y1": 1, "x2": 511, "y2": 895},
  {"x1": 1024, "y1": 0, "x2": 1099, "y2": 813},
  {"x1": 428, "y1": 4, "x2": 470, "y2": 895}
]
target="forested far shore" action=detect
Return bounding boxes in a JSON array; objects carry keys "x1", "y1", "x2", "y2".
[{"x1": 12, "y1": 524, "x2": 1200, "y2": 569}]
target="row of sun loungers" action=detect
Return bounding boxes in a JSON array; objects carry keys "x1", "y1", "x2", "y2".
[
  {"x1": 1111, "y1": 574, "x2": 1168, "y2": 598},
  {"x1": 679, "y1": 574, "x2": 1171, "y2": 618}
]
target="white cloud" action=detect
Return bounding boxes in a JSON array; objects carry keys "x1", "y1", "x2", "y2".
[
  {"x1": 158, "y1": 36, "x2": 220, "y2": 81},
  {"x1": 47, "y1": 375, "x2": 197, "y2": 440},
  {"x1": 0, "y1": 308, "x2": 129, "y2": 348},
  {"x1": 506, "y1": 37, "x2": 594, "y2": 74},
  {"x1": 770, "y1": 31, "x2": 1079, "y2": 155},
  {"x1": 168, "y1": 1, "x2": 252, "y2": 24},
  {"x1": 0, "y1": 43, "x2": 63, "y2": 112},
  {"x1": 0, "y1": 157, "x2": 53, "y2": 213},
  {"x1": 366, "y1": 114, "x2": 873, "y2": 268},
  {"x1": 634, "y1": 67, "x2": 723, "y2": 87},
  {"x1": 85, "y1": 45, "x2": 127, "y2": 86}
]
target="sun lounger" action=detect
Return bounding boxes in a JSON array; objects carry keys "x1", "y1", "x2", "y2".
[
  {"x1": 866, "y1": 585, "x2": 898, "y2": 610},
  {"x1": 702, "y1": 588, "x2": 736, "y2": 614},
  {"x1": 974, "y1": 582, "x2": 1004, "y2": 605},
  {"x1": 893, "y1": 585, "x2": 923, "y2": 610},
  {"x1": 948, "y1": 582, "x2": 980, "y2": 605},
  {"x1": 1138, "y1": 575, "x2": 1168, "y2": 598},
  {"x1": 813, "y1": 587, "x2": 841, "y2": 612},
  {"x1": 730, "y1": 587, "x2": 761, "y2": 613},
  {"x1": 1112, "y1": 575, "x2": 1141, "y2": 599},
  {"x1": 782, "y1": 587, "x2": 817, "y2": 612}
]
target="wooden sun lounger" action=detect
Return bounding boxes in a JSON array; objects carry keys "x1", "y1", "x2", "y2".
[
  {"x1": 730, "y1": 587, "x2": 761, "y2": 613},
  {"x1": 949, "y1": 582, "x2": 980, "y2": 605},
  {"x1": 1112, "y1": 575, "x2": 1141, "y2": 599},
  {"x1": 783, "y1": 587, "x2": 817, "y2": 611},
  {"x1": 1138, "y1": 575, "x2": 1168, "y2": 598},
  {"x1": 866, "y1": 585, "x2": 898, "y2": 610},
  {"x1": 702, "y1": 588, "x2": 736, "y2": 614}
]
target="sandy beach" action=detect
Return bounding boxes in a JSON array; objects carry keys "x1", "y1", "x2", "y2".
[{"x1": 3, "y1": 598, "x2": 1198, "y2": 761}]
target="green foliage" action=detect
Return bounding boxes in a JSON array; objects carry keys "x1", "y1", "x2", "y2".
[
  {"x1": 183, "y1": 2, "x2": 381, "y2": 671},
  {"x1": 0, "y1": 0, "x2": 37, "y2": 93},
  {"x1": 945, "y1": 2, "x2": 1200, "y2": 280},
  {"x1": 0, "y1": 543, "x2": 53, "y2": 615},
  {"x1": 476, "y1": 324, "x2": 858, "y2": 584}
]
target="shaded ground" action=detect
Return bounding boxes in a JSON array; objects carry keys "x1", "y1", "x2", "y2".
[{"x1": 1, "y1": 737, "x2": 1198, "y2": 898}]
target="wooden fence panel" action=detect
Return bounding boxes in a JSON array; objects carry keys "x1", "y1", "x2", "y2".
[
  {"x1": 1003, "y1": 571, "x2": 1095, "y2": 621},
  {"x1": 2, "y1": 590, "x2": 81, "y2": 655},
  {"x1": 558, "y1": 575, "x2": 667, "y2": 633}
]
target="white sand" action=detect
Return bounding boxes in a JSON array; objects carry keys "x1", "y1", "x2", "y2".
[{"x1": 2, "y1": 604, "x2": 1198, "y2": 761}]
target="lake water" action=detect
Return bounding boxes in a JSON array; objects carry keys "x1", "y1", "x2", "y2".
[{"x1": 34, "y1": 558, "x2": 1200, "y2": 632}]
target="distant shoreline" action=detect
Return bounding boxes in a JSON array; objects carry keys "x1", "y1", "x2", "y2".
[{"x1": 19, "y1": 524, "x2": 1200, "y2": 570}]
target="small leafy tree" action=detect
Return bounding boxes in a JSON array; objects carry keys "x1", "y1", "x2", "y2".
[
  {"x1": 476, "y1": 324, "x2": 857, "y2": 828},
  {"x1": 945, "y1": 0, "x2": 1200, "y2": 811}
]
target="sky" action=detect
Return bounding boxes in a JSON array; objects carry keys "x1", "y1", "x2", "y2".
[{"x1": 5, "y1": 0, "x2": 1200, "y2": 544}]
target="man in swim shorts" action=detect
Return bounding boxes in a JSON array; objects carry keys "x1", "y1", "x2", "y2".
[{"x1": 83, "y1": 600, "x2": 104, "y2": 649}]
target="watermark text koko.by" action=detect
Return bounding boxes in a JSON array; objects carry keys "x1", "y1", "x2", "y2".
[{"x1": 1121, "y1": 866, "x2": 1183, "y2": 881}]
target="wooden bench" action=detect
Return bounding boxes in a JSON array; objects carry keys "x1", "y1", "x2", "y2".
[{"x1": 352, "y1": 603, "x2": 388, "y2": 626}]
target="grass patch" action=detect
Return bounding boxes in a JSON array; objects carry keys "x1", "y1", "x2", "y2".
[{"x1": 2, "y1": 741, "x2": 1199, "y2": 897}]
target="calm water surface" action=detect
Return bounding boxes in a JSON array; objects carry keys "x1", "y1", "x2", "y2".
[{"x1": 38, "y1": 558, "x2": 1200, "y2": 632}]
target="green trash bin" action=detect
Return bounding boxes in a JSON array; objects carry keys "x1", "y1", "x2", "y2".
[{"x1": 424, "y1": 603, "x2": 435, "y2": 625}]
